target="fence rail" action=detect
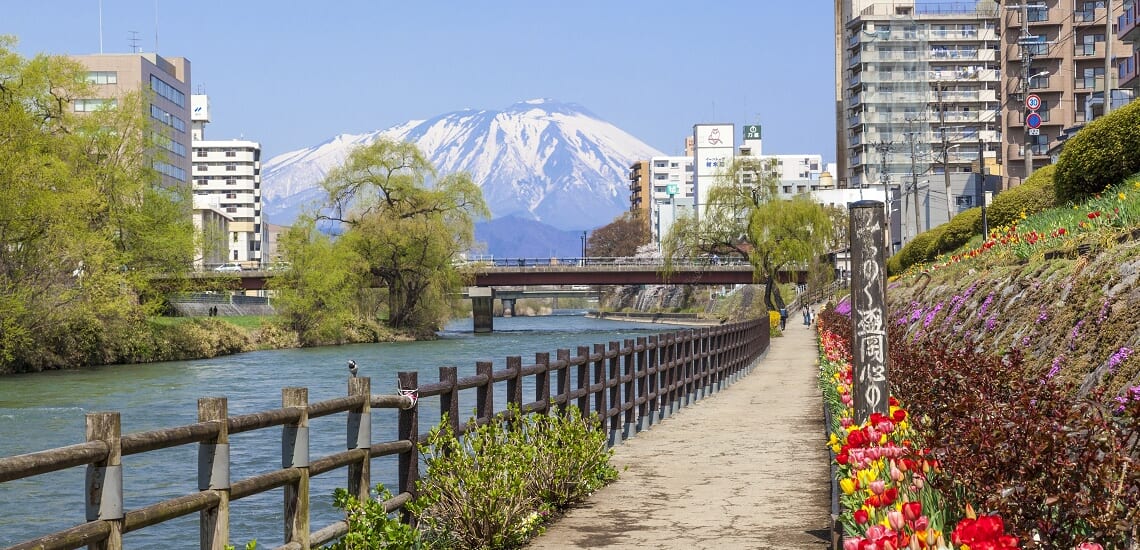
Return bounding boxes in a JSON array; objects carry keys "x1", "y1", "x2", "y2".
[{"x1": 0, "y1": 320, "x2": 768, "y2": 550}]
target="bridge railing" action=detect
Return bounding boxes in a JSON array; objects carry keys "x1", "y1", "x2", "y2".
[
  {"x1": 0, "y1": 320, "x2": 768, "y2": 550},
  {"x1": 463, "y1": 256, "x2": 752, "y2": 268}
]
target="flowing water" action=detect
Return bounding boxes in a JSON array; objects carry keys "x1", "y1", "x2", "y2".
[{"x1": 0, "y1": 313, "x2": 698, "y2": 548}]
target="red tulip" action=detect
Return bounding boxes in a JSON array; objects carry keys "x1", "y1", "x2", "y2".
[
  {"x1": 902, "y1": 501, "x2": 922, "y2": 521},
  {"x1": 854, "y1": 509, "x2": 869, "y2": 524}
]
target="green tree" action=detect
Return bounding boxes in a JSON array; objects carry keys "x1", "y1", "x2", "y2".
[
  {"x1": 272, "y1": 218, "x2": 364, "y2": 345},
  {"x1": 284, "y1": 138, "x2": 489, "y2": 334},
  {"x1": 662, "y1": 157, "x2": 833, "y2": 311},
  {"x1": 0, "y1": 37, "x2": 194, "y2": 371}
]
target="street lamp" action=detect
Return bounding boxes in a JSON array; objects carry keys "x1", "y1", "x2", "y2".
[
  {"x1": 580, "y1": 231, "x2": 587, "y2": 263},
  {"x1": 1023, "y1": 70, "x2": 1050, "y2": 182}
]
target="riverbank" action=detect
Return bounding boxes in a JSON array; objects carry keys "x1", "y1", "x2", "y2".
[{"x1": 585, "y1": 311, "x2": 726, "y2": 326}]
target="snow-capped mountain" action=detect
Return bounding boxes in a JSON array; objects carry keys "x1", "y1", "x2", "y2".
[{"x1": 261, "y1": 99, "x2": 663, "y2": 231}]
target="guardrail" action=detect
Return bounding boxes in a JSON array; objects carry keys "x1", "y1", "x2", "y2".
[{"x1": 0, "y1": 320, "x2": 768, "y2": 550}]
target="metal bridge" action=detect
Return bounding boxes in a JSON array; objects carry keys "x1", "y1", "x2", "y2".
[{"x1": 195, "y1": 257, "x2": 775, "y2": 291}]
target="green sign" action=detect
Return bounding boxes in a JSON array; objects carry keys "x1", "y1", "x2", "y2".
[
  {"x1": 744, "y1": 124, "x2": 762, "y2": 140},
  {"x1": 666, "y1": 183, "x2": 679, "y2": 196}
]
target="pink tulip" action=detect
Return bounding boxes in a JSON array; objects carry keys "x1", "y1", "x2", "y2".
[
  {"x1": 887, "y1": 510, "x2": 905, "y2": 531},
  {"x1": 1076, "y1": 544, "x2": 1104, "y2": 550},
  {"x1": 890, "y1": 464, "x2": 904, "y2": 482},
  {"x1": 913, "y1": 516, "x2": 929, "y2": 531},
  {"x1": 870, "y1": 480, "x2": 885, "y2": 495},
  {"x1": 843, "y1": 538, "x2": 861, "y2": 550}
]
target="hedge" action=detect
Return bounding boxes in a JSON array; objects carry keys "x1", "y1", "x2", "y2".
[
  {"x1": 1054, "y1": 99, "x2": 1140, "y2": 203},
  {"x1": 987, "y1": 164, "x2": 1057, "y2": 229}
]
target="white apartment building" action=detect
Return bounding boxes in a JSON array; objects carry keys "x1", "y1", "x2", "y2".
[
  {"x1": 646, "y1": 155, "x2": 695, "y2": 243},
  {"x1": 191, "y1": 95, "x2": 265, "y2": 268}
]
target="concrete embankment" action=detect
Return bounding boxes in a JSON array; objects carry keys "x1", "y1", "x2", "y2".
[{"x1": 585, "y1": 311, "x2": 726, "y2": 327}]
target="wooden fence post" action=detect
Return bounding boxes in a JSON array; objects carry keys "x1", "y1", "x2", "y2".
[
  {"x1": 576, "y1": 346, "x2": 590, "y2": 414},
  {"x1": 685, "y1": 330, "x2": 696, "y2": 406},
  {"x1": 849, "y1": 200, "x2": 891, "y2": 424},
  {"x1": 622, "y1": 339, "x2": 635, "y2": 439},
  {"x1": 198, "y1": 398, "x2": 230, "y2": 550},
  {"x1": 476, "y1": 362, "x2": 494, "y2": 423},
  {"x1": 647, "y1": 335, "x2": 660, "y2": 425},
  {"x1": 347, "y1": 378, "x2": 371, "y2": 504},
  {"x1": 86, "y1": 412, "x2": 123, "y2": 550},
  {"x1": 661, "y1": 333, "x2": 674, "y2": 418},
  {"x1": 607, "y1": 341, "x2": 621, "y2": 445},
  {"x1": 439, "y1": 367, "x2": 460, "y2": 436},
  {"x1": 506, "y1": 356, "x2": 523, "y2": 416},
  {"x1": 535, "y1": 352, "x2": 551, "y2": 414},
  {"x1": 397, "y1": 372, "x2": 419, "y2": 524},
  {"x1": 556, "y1": 349, "x2": 570, "y2": 415},
  {"x1": 282, "y1": 388, "x2": 309, "y2": 548},
  {"x1": 635, "y1": 337, "x2": 650, "y2": 432},
  {"x1": 592, "y1": 344, "x2": 607, "y2": 430}
]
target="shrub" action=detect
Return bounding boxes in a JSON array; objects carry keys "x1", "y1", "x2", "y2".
[
  {"x1": 932, "y1": 207, "x2": 982, "y2": 256},
  {"x1": 1054, "y1": 99, "x2": 1140, "y2": 204},
  {"x1": 327, "y1": 485, "x2": 422, "y2": 550},
  {"x1": 408, "y1": 405, "x2": 615, "y2": 549},
  {"x1": 987, "y1": 164, "x2": 1057, "y2": 228}
]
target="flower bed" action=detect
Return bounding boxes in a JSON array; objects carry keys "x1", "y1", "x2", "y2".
[{"x1": 818, "y1": 306, "x2": 1139, "y2": 549}]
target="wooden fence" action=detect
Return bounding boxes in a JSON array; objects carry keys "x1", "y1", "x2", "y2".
[{"x1": 0, "y1": 320, "x2": 768, "y2": 550}]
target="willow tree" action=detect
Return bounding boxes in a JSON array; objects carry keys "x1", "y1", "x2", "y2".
[
  {"x1": 306, "y1": 138, "x2": 488, "y2": 334},
  {"x1": 662, "y1": 157, "x2": 833, "y2": 311},
  {"x1": 0, "y1": 37, "x2": 194, "y2": 371}
]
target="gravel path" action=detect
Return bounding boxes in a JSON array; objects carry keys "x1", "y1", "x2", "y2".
[{"x1": 528, "y1": 319, "x2": 831, "y2": 549}]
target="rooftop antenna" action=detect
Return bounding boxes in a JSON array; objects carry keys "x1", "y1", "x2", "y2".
[
  {"x1": 98, "y1": 0, "x2": 104, "y2": 53},
  {"x1": 128, "y1": 30, "x2": 140, "y2": 53},
  {"x1": 154, "y1": 0, "x2": 159, "y2": 53}
]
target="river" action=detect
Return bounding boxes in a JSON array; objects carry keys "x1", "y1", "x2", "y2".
[{"x1": 0, "y1": 313, "x2": 699, "y2": 548}]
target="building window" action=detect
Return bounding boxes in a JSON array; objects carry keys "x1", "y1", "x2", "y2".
[
  {"x1": 85, "y1": 71, "x2": 118, "y2": 85},
  {"x1": 225, "y1": 164, "x2": 236, "y2": 171},
  {"x1": 73, "y1": 98, "x2": 116, "y2": 112},
  {"x1": 225, "y1": 149, "x2": 237, "y2": 157},
  {"x1": 226, "y1": 179, "x2": 236, "y2": 185},
  {"x1": 226, "y1": 193, "x2": 237, "y2": 199},
  {"x1": 955, "y1": 195, "x2": 974, "y2": 210},
  {"x1": 195, "y1": 164, "x2": 206, "y2": 171},
  {"x1": 196, "y1": 179, "x2": 208, "y2": 185},
  {"x1": 149, "y1": 74, "x2": 186, "y2": 107},
  {"x1": 196, "y1": 149, "x2": 207, "y2": 157},
  {"x1": 1027, "y1": 6, "x2": 1049, "y2": 22}
]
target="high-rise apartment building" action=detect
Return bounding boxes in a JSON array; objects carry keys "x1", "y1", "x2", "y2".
[
  {"x1": 1001, "y1": 0, "x2": 1132, "y2": 184},
  {"x1": 629, "y1": 160, "x2": 650, "y2": 217},
  {"x1": 644, "y1": 156, "x2": 695, "y2": 244},
  {"x1": 71, "y1": 53, "x2": 192, "y2": 188},
  {"x1": 191, "y1": 95, "x2": 265, "y2": 268},
  {"x1": 838, "y1": 1, "x2": 1002, "y2": 239},
  {"x1": 1120, "y1": 1, "x2": 1140, "y2": 95}
]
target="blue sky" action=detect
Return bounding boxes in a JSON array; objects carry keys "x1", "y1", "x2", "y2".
[{"x1": 5, "y1": 1, "x2": 837, "y2": 162}]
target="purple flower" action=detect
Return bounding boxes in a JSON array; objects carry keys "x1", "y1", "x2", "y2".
[
  {"x1": 1036, "y1": 305, "x2": 1049, "y2": 323},
  {"x1": 835, "y1": 300, "x2": 851, "y2": 316},
  {"x1": 1107, "y1": 346, "x2": 1133, "y2": 373},
  {"x1": 978, "y1": 292, "x2": 994, "y2": 318},
  {"x1": 1068, "y1": 319, "x2": 1086, "y2": 351},
  {"x1": 923, "y1": 302, "x2": 944, "y2": 328},
  {"x1": 985, "y1": 315, "x2": 996, "y2": 331},
  {"x1": 1097, "y1": 298, "x2": 1112, "y2": 325},
  {"x1": 1046, "y1": 355, "x2": 1065, "y2": 380}
]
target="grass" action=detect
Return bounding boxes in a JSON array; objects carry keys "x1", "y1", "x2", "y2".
[
  {"x1": 904, "y1": 173, "x2": 1140, "y2": 275},
  {"x1": 149, "y1": 315, "x2": 278, "y2": 330}
]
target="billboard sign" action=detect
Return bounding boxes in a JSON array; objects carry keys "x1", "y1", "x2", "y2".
[
  {"x1": 694, "y1": 124, "x2": 734, "y2": 150},
  {"x1": 191, "y1": 94, "x2": 210, "y2": 122},
  {"x1": 744, "y1": 124, "x2": 762, "y2": 140}
]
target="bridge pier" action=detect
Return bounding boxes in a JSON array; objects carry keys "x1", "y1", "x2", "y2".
[
  {"x1": 470, "y1": 287, "x2": 494, "y2": 333},
  {"x1": 501, "y1": 298, "x2": 516, "y2": 318}
]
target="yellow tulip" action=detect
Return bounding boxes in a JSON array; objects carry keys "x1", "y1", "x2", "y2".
[
  {"x1": 1119, "y1": 192, "x2": 1127, "y2": 201},
  {"x1": 839, "y1": 478, "x2": 856, "y2": 495}
]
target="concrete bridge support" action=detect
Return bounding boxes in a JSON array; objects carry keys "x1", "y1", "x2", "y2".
[
  {"x1": 501, "y1": 299, "x2": 516, "y2": 318},
  {"x1": 470, "y1": 287, "x2": 494, "y2": 333}
]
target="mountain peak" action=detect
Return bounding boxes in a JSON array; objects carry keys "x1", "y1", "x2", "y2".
[{"x1": 262, "y1": 100, "x2": 663, "y2": 231}]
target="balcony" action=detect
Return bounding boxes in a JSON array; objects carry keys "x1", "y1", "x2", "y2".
[
  {"x1": 1074, "y1": 7, "x2": 1105, "y2": 26},
  {"x1": 1120, "y1": 51, "x2": 1139, "y2": 89},
  {"x1": 1074, "y1": 43, "x2": 1103, "y2": 58},
  {"x1": 1075, "y1": 76, "x2": 1105, "y2": 91},
  {"x1": 1121, "y1": 2, "x2": 1140, "y2": 42}
]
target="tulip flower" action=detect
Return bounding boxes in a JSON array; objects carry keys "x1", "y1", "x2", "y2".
[
  {"x1": 887, "y1": 510, "x2": 905, "y2": 531},
  {"x1": 902, "y1": 501, "x2": 922, "y2": 522},
  {"x1": 854, "y1": 509, "x2": 869, "y2": 524}
]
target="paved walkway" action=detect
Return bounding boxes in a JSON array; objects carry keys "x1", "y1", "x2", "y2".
[{"x1": 529, "y1": 317, "x2": 831, "y2": 549}]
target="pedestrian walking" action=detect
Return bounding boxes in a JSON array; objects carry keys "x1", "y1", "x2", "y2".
[
  {"x1": 802, "y1": 308, "x2": 810, "y2": 326},
  {"x1": 779, "y1": 308, "x2": 787, "y2": 330}
]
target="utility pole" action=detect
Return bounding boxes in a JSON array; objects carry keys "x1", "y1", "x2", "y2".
[
  {"x1": 1018, "y1": 1, "x2": 1036, "y2": 182},
  {"x1": 909, "y1": 130, "x2": 920, "y2": 235},
  {"x1": 874, "y1": 140, "x2": 893, "y2": 248},
  {"x1": 977, "y1": 134, "x2": 988, "y2": 239},
  {"x1": 1105, "y1": 0, "x2": 1114, "y2": 116},
  {"x1": 937, "y1": 80, "x2": 953, "y2": 223}
]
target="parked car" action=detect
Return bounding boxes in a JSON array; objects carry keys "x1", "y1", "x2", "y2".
[{"x1": 214, "y1": 263, "x2": 243, "y2": 272}]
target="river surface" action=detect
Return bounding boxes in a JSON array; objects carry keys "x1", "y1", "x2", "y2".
[{"x1": 0, "y1": 313, "x2": 698, "y2": 548}]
